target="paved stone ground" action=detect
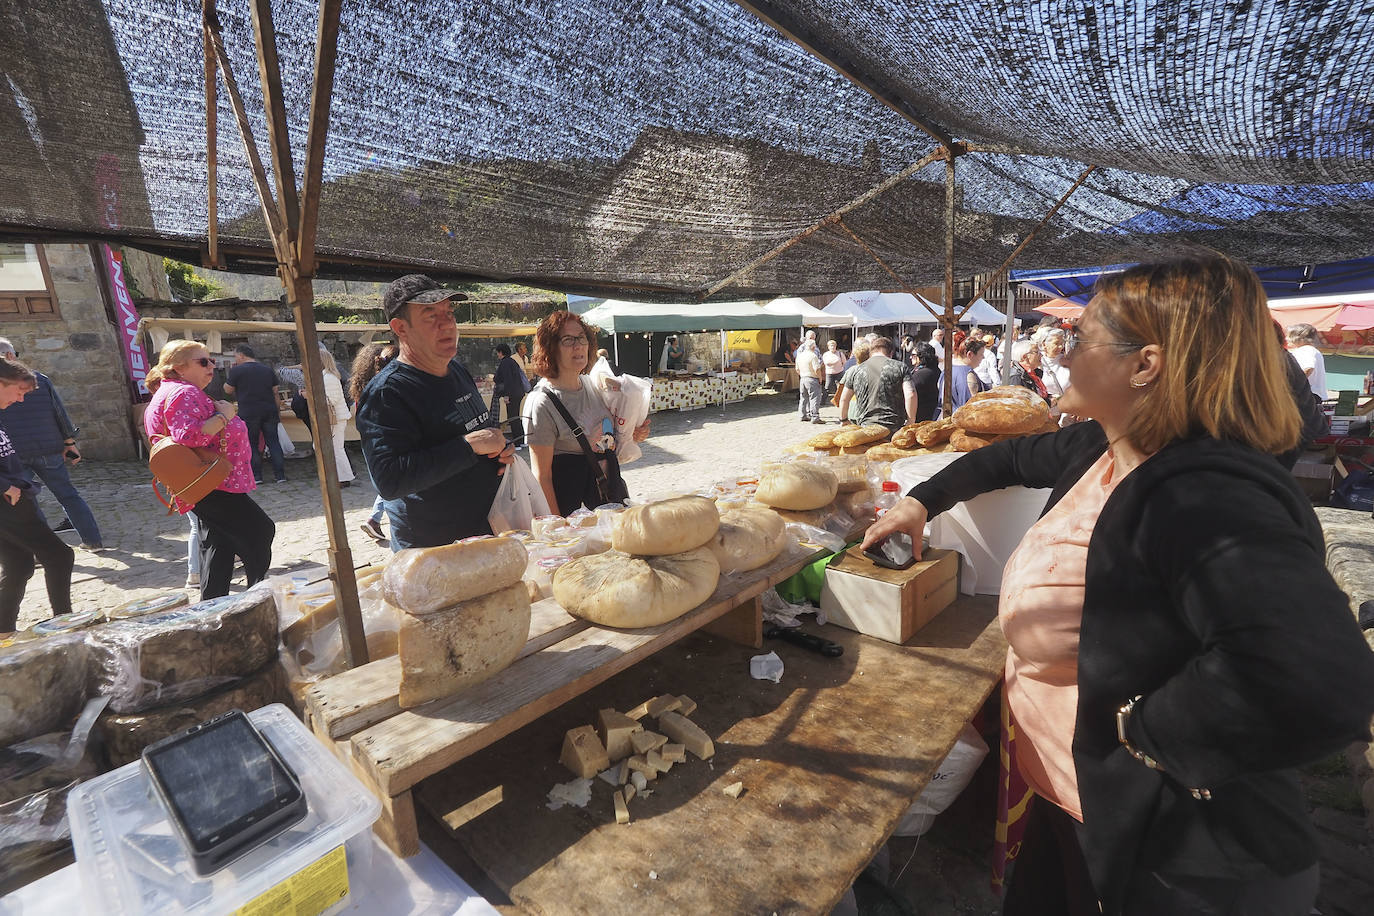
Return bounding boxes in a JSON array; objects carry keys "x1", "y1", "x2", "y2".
[{"x1": 16, "y1": 388, "x2": 1372, "y2": 914}]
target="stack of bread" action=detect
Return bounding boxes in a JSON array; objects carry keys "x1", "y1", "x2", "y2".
[
  {"x1": 381, "y1": 537, "x2": 532, "y2": 708},
  {"x1": 553, "y1": 496, "x2": 724, "y2": 628},
  {"x1": 862, "y1": 387, "x2": 1058, "y2": 461}
]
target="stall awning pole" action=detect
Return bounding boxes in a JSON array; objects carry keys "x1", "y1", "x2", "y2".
[
  {"x1": 208, "y1": 0, "x2": 367, "y2": 667},
  {"x1": 1003, "y1": 285, "x2": 1015, "y2": 385}
]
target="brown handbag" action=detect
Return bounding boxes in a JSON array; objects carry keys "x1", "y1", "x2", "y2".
[{"x1": 148, "y1": 411, "x2": 230, "y2": 514}]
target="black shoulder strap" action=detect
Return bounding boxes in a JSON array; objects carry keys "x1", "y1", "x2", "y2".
[{"x1": 543, "y1": 386, "x2": 610, "y2": 488}]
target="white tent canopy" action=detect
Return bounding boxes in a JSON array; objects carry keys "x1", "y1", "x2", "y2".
[
  {"x1": 866, "y1": 292, "x2": 945, "y2": 323},
  {"x1": 820, "y1": 291, "x2": 888, "y2": 326},
  {"x1": 955, "y1": 298, "x2": 1010, "y2": 326},
  {"x1": 762, "y1": 297, "x2": 853, "y2": 327}
]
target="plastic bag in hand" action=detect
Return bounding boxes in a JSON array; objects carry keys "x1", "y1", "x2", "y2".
[
  {"x1": 588, "y1": 359, "x2": 652, "y2": 464},
  {"x1": 488, "y1": 453, "x2": 551, "y2": 533}
]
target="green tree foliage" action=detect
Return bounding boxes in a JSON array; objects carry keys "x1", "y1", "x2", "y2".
[{"x1": 163, "y1": 258, "x2": 223, "y2": 300}]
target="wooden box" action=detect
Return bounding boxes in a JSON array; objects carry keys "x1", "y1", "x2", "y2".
[{"x1": 819, "y1": 545, "x2": 960, "y2": 644}]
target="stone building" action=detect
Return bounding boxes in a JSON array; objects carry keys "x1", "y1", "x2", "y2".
[{"x1": 0, "y1": 242, "x2": 168, "y2": 459}]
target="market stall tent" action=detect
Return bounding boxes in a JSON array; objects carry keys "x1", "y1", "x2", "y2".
[
  {"x1": 577, "y1": 299, "x2": 799, "y2": 333},
  {"x1": 762, "y1": 297, "x2": 854, "y2": 328}
]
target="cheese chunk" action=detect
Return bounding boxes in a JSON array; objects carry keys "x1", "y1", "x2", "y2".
[
  {"x1": 615, "y1": 758, "x2": 631, "y2": 786},
  {"x1": 661, "y1": 743, "x2": 686, "y2": 764},
  {"x1": 645, "y1": 694, "x2": 682, "y2": 717},
  {"x1": 597, "y1": 708, "x2": 644, "y2": 761},
  {"x1": 675, "y1": 695, "x2": 698, "y2": 717},
  {"x1": 397, "y1": 583, "x2": 531, "y2": 708},
  {"x1": 626, "y1": 699, "x2": 652, "y2": 720},
  {"x1": 623, "y1": 783, "x2": 637, "y2": 803},
  {"x1": 631, "y1": 730, "x2": 669, "y2": 755},
  {"x1": 626, "y1": 754, "x2": 656, "y2": 776},
  {"x1": 631, "y1": 770, "x2": 649, "y2": 792},
  {"x1": 723, "y1": 781, "x2": 745, "y2": 799},
  {"x1": 646, "y1": 748, "x2": 671, "y2": 774},
  {"x1": 560, "y1": 725, "x2": 611, "y2": 778},
  {"x1": 658, "y1": 711, "x2": 714, "y2": 760},
  {"x1": 613, "y1": 790, "x2": 630, "y2": 825},
  {"x1": 383, "y1": 537, "x2": 528, "y2": 615}
]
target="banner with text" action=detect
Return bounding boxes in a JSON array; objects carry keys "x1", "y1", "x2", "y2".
[{"x1": 104, "y1": 245, "x2": 149, "y2": 396}]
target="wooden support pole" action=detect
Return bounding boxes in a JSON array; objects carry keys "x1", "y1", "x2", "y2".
[
  {"x1": 699, "y1": 148, "x2": 944, "y2": 299},
  {"x1": 249, "y1": 0, "x2": 301, "y2": 240},
  {"x1": 297, "y1": 0, "x2": 343, "y2": 276},
  {"x1": 834, "y1": 218, "x2": 945, "y2": 325},
  {"x1": 942, "y1": 154, "x2": 956, "y2": 415},
  {"x1": 202, "y1": 16, "x2": 219, "y2": 269}
]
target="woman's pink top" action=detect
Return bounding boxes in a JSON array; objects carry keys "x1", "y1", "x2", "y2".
[
  {"x1": 997, "y1": 449, "x2": 1137, "y2": 821},
  {"x1": 144, "y1": 379, "x2": 256, "y2": 513}
]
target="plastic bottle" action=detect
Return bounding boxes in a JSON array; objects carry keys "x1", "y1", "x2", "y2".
[{"x1": 874, "y1": 480, "x2": 902, "y2": 518}]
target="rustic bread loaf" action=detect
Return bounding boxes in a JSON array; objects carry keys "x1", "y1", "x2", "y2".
[
  {"x1": 891, "y1": 422, "x2": 930, "y2": 448},
  {"x1": 832, "y1": 424, "x2": 890, "y2": 448},
  {"x1": 553, "y1": 547, "x2": 721, "y2": 628},
  {"x1": 612, "y1": 495, "x2": 720, "y2": 556},
  {"x1": 755, "y1": 463, "x2": 840, "y2": 510},
  {"x1": 952, "y1": 396, "x2": 1046, "y2": 435},
  {"x1": 950, "y1": 428, "x2": 999, "y2": 452},
  {"x1": 804, "y1": 428, "x2": 844, "y2": 449},
  {"x1": 915, "y1": 417, "x2": 958, "y2": 446},
  {"x1": 707, "y1": 507, "x2": 788, "y2": 574},
  {"x1": 383, "y1": 537, "x2": 528, "y2": 615}
]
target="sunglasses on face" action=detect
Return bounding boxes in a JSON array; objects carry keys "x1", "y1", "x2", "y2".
[{"x1": 190, "y1": 357, "x2": 214, "y2": 368}]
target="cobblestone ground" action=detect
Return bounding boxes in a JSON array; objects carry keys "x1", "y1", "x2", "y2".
[{"x1": 16, "y1": 388, "x2": 844, "y2": 629}]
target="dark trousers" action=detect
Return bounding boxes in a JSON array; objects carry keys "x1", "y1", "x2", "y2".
[
  {"x1": 0, "y1": 493, "x2": 74, "y2": 631},
  {"x1": 1004, "y1": 795, "x2": 1320, "y2": 916},
  {"x1": 241, "y1": 411, "x2": 286, "y2": 481},
  {"x1": 190, "y1": 489, "x2": 275, "y2": 600}
]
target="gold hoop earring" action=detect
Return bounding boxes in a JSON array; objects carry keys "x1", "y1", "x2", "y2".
[{"x1": 1129, "y1": 378, "x2": 1148, "y2": 389}]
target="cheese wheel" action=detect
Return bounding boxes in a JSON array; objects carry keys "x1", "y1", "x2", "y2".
[
  {"x1": 953, "y1": 396, "x2": 1047, "y2": 435},
  {"x1": 832, "y1": 424, "x2": 890, "y2": 448},
  {"x1": 708, "y1": 507, "x2": 789, "y2": 574},
  {"x1": 915, "y1": 417, "x2": 958, "y2": 446},
  {"x1": 382, "y1": 537, "x2": 528, "y2": 615},
  {"x1": 612, "y1": 495, "x2": 719, "y2": 556},
  {"x1": 756, "y1": 463, "x2": 839, "y2": 511},
  {"x1": 552, "y1": 547, "x2": 721, "y2": 628},
  {"x1": 398, "y1": 582, "x2": 532, "y2": 708}
]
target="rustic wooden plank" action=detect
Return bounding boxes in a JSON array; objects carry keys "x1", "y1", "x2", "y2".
[
  {"x1": 307, "y1": 714, "x2": 420, "y2": 857},
  {"x1": 353, "y1": 544, "x2": 823, "y2": 797},
  {"x1": 700, "y1": 594, "x2": 763, "y2": 647},
  {"x1": 421, "y1": 597, "x2": 1005, "y2": 915},
  {"x1": 306, "y1": 597, "x2": 583, "y2": 739}
]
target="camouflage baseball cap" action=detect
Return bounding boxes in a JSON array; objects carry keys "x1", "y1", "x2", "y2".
[{"x1": 383, "y1": 274, "x2": 467, "y2": 320}]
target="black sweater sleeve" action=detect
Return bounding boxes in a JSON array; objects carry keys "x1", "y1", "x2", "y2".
[{"x1": 356, "y1": 385, "x2": 479, "y2": 501}]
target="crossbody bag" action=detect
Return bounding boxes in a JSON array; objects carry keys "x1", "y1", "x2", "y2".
[{"x1": 542, "y1": 387, "x2": 626, "y2": 506}]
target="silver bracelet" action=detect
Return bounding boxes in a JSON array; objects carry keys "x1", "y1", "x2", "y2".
[{"x1": 1116, "y1": 696, "x2": 1213, "y2": 801}]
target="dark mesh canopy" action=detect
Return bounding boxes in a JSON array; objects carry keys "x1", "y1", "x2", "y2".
[{"x1": 2, "y1": 0, "x2": 1372, "y2": 298}]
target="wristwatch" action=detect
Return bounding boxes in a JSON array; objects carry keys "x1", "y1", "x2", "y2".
[{"x1": 1116, "y1": 696, "x2": 1212, "y2": 801}]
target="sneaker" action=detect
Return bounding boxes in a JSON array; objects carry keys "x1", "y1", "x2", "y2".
[
  {"x1": 812, "y1": 417, "x2": 826, "y2": 424},
  {"x1": 275, "y1": 477, "x2": 288, "y2": 484},
  {"x1": 54, "y1": 518, "x2": 75, "y2": 532},
  {"x1": 186, "y1": 571, "x2": 200, "y2": 588},
  {"x1": 338, "y1": 480, "x2": 351, "y2": 488},
  {"x1": 359, "y1": 519, "x2": 386, "y2": 543},
  {"x1": 254, "y1": 477, "x2": 264, "y2": 485}
]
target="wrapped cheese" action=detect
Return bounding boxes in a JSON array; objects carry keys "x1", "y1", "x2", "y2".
[
  {"x1": 382, "y1": 537, "x2": 528, "y2": 615},
  {"x1": 553, "y1": 547, "x2": 721, "y2": 628},
  {"x1": 0, "y1": 632, "x2": 91, "y2": 750},
  {"x1": 708, "y1": 507, "x2": 789, "y2": 574},
  {"x1": 398, "y1": 582, "x2": 532, "y2": 708},
  {"x1": 756, "y1": 463, "x2": 839, "y2": 511},
  {"x1": 611, "y1": 495, "x2": 719, "y2": 557}
]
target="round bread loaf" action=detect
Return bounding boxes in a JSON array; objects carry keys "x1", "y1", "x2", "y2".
[
  {"x1": 755, "y1": 463, "x2": 839, "y2": 510},
  {"x1": 612, "y1": 495, "x2": 719, "y2": 556},
  {"x1": 383, "y1": 537, "x2": 528, "y2": 615},
  {"x1": 952, "y1": 396, "x2": 1046, "y2": 435},
  {"x1": 553, "y1": 547, "x2": 721, "y2": 628},
  {"x1": 708, "y1": 507, "x2": 789, "y2": 574}
]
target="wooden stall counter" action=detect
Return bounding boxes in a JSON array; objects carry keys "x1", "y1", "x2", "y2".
[{"x1": 416, "y1": 595, "x2": 1005, "y2": 915}]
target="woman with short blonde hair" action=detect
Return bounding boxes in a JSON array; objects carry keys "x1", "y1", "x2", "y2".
[{"x1": 867, "y1": 253, "x2": 1374, "y2": 914}]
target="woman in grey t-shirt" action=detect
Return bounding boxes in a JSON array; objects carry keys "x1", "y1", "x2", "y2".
[{"x1": 522, "y1": 312, "x2": 650, "y2": 515}]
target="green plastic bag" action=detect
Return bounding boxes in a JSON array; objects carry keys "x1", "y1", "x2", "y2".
[{"x1": 774, "y1": 543, "x2": 857, "y2": 606}]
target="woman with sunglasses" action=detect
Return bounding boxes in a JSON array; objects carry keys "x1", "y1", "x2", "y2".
[
  {"x1": 144, "y1": 341, "x2": 275, "y2": 599},
  {"x1": 522, "y1": 312, "x2": 649, "y2": 515},
  {"x1": 864, "y1": 254, "x2": 1374, "y2": 915}
]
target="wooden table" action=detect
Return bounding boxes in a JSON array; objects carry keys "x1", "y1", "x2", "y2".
[{"x1": 415, "y1": 595, "x2": 1006, "y2": 915}]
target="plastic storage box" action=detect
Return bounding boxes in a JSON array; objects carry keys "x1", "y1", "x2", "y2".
[{"x1": 68, "y1": 704, "x2": 381, "y2": 915}]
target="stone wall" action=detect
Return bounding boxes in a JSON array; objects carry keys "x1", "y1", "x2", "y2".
[{"x1": 0, "y1": 243, "x2": 138, "y2": 460}]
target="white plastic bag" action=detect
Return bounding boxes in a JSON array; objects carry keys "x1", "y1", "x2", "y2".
[
  {"x1": 588, "y1": 360, "x2": 652, "y2": 464},
  {"x1": 893, "y1": 722, "x2": 990, "y2": 836},
  {"x1": 488, "y1": 454, "x2": 551, "y2": 533}
]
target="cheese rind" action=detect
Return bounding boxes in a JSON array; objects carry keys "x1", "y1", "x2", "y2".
[
  {"x1": 561, "y1": 725, "x2": 611, "y2": 778},
  {"x1": 658, "y1": 711, "x2": 714, "y2": 760}
]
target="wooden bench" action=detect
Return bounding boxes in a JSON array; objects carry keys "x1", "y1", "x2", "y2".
[{"x1": 303, "y1": 542, "x2": 828, "y2": 856}]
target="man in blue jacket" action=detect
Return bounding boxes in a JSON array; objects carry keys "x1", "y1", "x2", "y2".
[
  {"x1": 0, "y1": 338, "x2": 103, "y2": 550},
  {"x1": 356, "y1": 276, "x2": 514, "y2": 549}
]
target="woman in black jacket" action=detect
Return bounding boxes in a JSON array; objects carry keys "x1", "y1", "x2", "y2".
[{"x1": 865, "y1": 254, "x2": 1374, "y2": 915}]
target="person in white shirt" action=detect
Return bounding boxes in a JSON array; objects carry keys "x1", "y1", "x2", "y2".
[
  {"x1": 1286, "y1": 323, "x2": 1329, "y2": 400},
  {"x1": 820, "y1": 339, "x2": 847, "y2": 397},
  {"x1": 795, "y1": 340, "x2": 825, "y2": 423},
  {"x1": 974, "y1": 332, "x2": 1000, "y2": 388},
  {"x1": 929, "y1": 327, "x2": 945, "y2": 360}
]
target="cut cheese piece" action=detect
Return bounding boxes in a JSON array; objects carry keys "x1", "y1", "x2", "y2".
[
  {"x1": 658, "y1": 711, "x2": 714, "y2": 760},
  {"x1": 613, "y1": 790, "x2": 630, "y2": 824},
  {"x1": 611, "y1": 496, "x2": 719, "y2": 556},
  {"x1": 626, "y1": 754, "x2": 656, "y2": 776},
  {"x1": 614, "y1": 758, "x2": 631, "y2": 785},
  {"x1": 631, "y1": 730, "x2": 669, "y2": 755},
  {"x1": 630, "y1": 770, "x2": 649, "y2": 792},
  {"x1": 87, "y1": 584, "x2": 278, "y2": 715},
  {"x1": 645, "y1": 694, "x2": 682, "y2": 717},
  {"x1": 676, "y1": 695, "x2": 698, "y2": 717},
  {"x1": 597, "y1": 708, "x2": 644, "y2": 761},
  {"x1": 723, "y1": 781, "x2": 746, "y2": 799},
  {"x1": 383, "y1": 537, "x2": 528, "y2": 615},
  {"x1": 552, "y1": 547, "x2": 720, "y2": 629},
  {"x1": 625, "y1": 699, "x2": 652, "y2": 720},
  {"x1": 397, "y1": 582, "x2": 531, "y2": 708},
  {"x1": 623, "y1": 782, "x2": 637, "y2": 803},
  {"x1": 645, "y1": 748, "x2": 671, "y2": 774},
  {"x1": 661, "y1": 743, "x2": 686, "y2": 763},
  {"x1": 755, "y1": 464, "x2": 839, "y2": 511},
  {"x1": 281, "y1": 567, "x2": 384, "y2": 646},
  {"x1": 0, "y1": 631, "x2": 91, "y2": 748},
  {"x1": 707, "y1": 506, "x2": 789, "y2": 574},
  {"x1": 561, "y1": 725, "x2": 611, "y2": 778}
]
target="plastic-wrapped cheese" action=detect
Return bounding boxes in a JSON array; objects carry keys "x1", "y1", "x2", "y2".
[
  {"x1": 382, "y1": 536, "x2": 528, "y2": 616},
  {"x1": 398, "y1": 582, "x2": 532, "y2": 708},
  {"x1": 611, "y1": 496, "x2": 719, "y2": 557},
  {"x1": 0, "y1": 631, "x2": 91, "y2": 747},
  {"x1": 708, "y1": 507, "x2": 789, "y2": 574},
  {"x1": 553, "y1": 547, "x2": 720, "y2": 628},
  {"x1": 755, "y1": 463, "x2": 839, "y2": 511}
]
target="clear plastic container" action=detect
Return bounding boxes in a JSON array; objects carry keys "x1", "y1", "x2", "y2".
[
  {"x1": 874, "y1": 480, "x2": 902, "y2": 518},
  {"x1": 67, "y1": 704, "x2": 381, "y2": 916}
]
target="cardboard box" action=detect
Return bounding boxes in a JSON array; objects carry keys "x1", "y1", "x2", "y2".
[{"x1": 820, "y1": 546, "x2": 960, "y2": 644}]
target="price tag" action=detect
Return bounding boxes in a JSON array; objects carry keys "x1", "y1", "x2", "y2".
[{"x1": 234, "y1": 844, "x2": 349, "y2": 916}]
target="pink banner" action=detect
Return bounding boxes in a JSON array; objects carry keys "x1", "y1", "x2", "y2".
[{"x1": 104, "y1": 245, "x2": 148, "y2": 395}]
